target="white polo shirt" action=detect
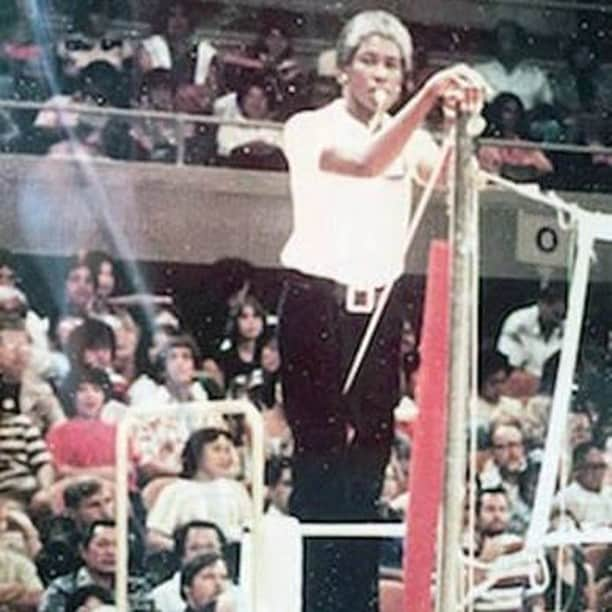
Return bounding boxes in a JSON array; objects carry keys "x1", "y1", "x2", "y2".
[
  {"x1": 496, "y1": 303, "x2": 563, "y2": 378},
  {"x1": 281, "y1": 99, "x2": 437, "y2": 288}
]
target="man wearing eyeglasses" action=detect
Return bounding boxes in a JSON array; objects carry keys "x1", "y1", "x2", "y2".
[
  {"x1": 554, "y1": 442, "x2": 612, "y2": 529},
  {"x1": 480, "y1": 419, "x2": 541, "y2": 534}
]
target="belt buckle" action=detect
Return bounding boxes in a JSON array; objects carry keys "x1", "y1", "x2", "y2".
[{"x1": 345, "y1": 285, "x2": 376, "y2": 314}]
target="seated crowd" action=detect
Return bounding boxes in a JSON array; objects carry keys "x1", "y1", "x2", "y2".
[
  {"x1": 0, "y1": 247, "x2": 296, "y2": 610},
  {"x1": 1, "y1": 241, "x2": 611, "y2": 610},
  {"x1": 0, "y1": 3, "x2": 611, "y2": 185}
]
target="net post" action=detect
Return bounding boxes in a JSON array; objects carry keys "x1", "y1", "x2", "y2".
[{"x1": 437, "y1": 112, "x2": 477, "y2": 612}]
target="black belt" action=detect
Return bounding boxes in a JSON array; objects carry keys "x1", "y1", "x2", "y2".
[{"x1": 285, "y1": 270, "x2": 386, "y2": 314}]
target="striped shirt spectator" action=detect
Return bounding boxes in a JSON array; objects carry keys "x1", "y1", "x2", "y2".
[{"x1": 0, "y1": 411, "x2": 53, "y2": 502}]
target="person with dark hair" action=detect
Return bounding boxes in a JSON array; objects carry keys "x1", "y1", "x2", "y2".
[
  {"x1": 82, "y1": 251, "x2": 118, "y2": 315},
  {"x1": 214, "y1": 76, "x2": 286, "y2": 170},
  {"x1": 212, "y1": 295, "x2": 267, "y2": 397},
  {"x1": 277, "y1": 9, "x2": 485, "y2": 612},
  {"x1": 64, "y1": 317, "x2": 116, "y2": 377},
  {"x1": 130, "y1": 331, "x2": 218, "y2": 483},
  {"x1": 35, "y1": 477, "x2": 113, "y2": 582},
  {"x1": 34, "y1": 60, "x2": 126, "y2": 158},
  {"x1": 152, "y1": 520, "x2": 228, "y2": 612},
  {"x1": 130, "y1": 68, "x2": 181, "y2": 162},
  {"x1": 474, "y1": 20, "x2": 553, "y2": 114},
  {"x1": 551, "y1": 35, "x2": 612, "y2": 137},
  {"x1": 478, "y1": 92, "x2": 553, "y2": 182},
  {"x1": 39, "y1": 520, "x2": 117, "y2": 612},
  {"x1": 138, "y1": 0, "x2": 220, "y2": 114},
  {"x1": 46, "y1": 366, "x2": 117, "y2": 482},
  {"x1": 264, "y1": 456, "x2": 292, "y2": 515},
  {"x1": 65, "y1": 583, "x2": 114, "y2": 612},
  {"x1": 465, "y1": 486, "x2": 545, "y2": 611},
  {"x1": 496, "y1": 282, "x2": 566, "y2": 383},
  {"x1": 555, "y1": 442, "x2": 612, "y2": 528},
  {"x1": 146, "y1": 428, "x2": 250, "y2": 552},
  {"x1": 476, "y1": 348, "x2": 522, "y2": 426},
  {"x1": 180, "y1": 552, "x2": 231, "y2": 612}
]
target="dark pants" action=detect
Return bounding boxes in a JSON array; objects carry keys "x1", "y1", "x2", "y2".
[{"x1": 278, "y1": 271, "x2": 408, "y2": 612}]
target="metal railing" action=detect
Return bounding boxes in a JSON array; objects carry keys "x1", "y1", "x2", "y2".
[
  {"x1": 2, "y1": 98, "x2": 612, "y2": 169},
  {"x1": 0, "y1": 97, "x2": 283, "y2": 166}
]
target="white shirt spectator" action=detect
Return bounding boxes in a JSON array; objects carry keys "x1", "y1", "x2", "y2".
[
  {"x1": 141, "y1": 35, "x2": 216, "y2": 86},
  {"x1": 214, "y1": 92, "x2": 282, "y2": 157},
  {"x1": 153, "y1": 572, "x2": 244, "y2": 612},
  {"x1": 147, "y1": 477, "x2": 252, "y2": 542},
  {"x1": 496, "y1": 304, "x2": 563, "y2": 377},
  {"x1": 281, "y1": 99, "x2": 437, "y2": 288},
  {"x1": 474, "y1": 59, "x2": 553, "y2": 111},
  {"x1": 554, "y1": 481, "x2": 612, "y2": 528}
]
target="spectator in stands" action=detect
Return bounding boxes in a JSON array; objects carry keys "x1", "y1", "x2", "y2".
[
  {"x1": 551, "y1": 36, "x2": 612, "y2": 142},
  {"x1": 130, "y1": 68, "x2": 181, "y2": 162},
  {"x1": 468, "y1": 486, "x2": 545, "y2": 610},
  {"x1": 0, "y1": 249, "x2": 54, "y2": 379},
  {"x1": 474, "y1": 20, "x2": 553, "y2": 115},
  {"x1": 225, "y1": 17, "x2": 307, "y2": 120},
  {"x1": 0, "y1": 493, "x2": 41, "y2": 558},
  {"x1": 39, "y1": 520, "x2": 117, "y2": 611},
  {"x1": 543, "y1": 509, "x2": 597, "y2": 611},
  {"x1": 62, "y1": 318, "x2": 122, "y2": 398},
  {"x1": 0, "y1": 546, "x2": 43, "y2": 610},
  {"x1": 264, "y1": 457, "x2": 292, "y2": 515},
  {"x1": 0, "y1": 324, "x2": 54, "y2": 506},
  {"x1": 496, "y1": 282, "x2": 566, "y2": 383},
  {"x1": 215, "y1": 76, "x2": 286, "y2": 171},
  {"x1": 55, "y1": 0, "x2": 133, "y2": 89},
  {"x1": 36, "y1": 477, "x2": 114, "y2": 582},
  {"x1": 568, "y1": 408, "x2": 594, "y2": 451},
  {"x1": 478, "y1": 92, "x2": 553, "y2": 182},
  {"x1": 34, "y1": 61, "x2": 124, "y2": 158},
  {"x1": 152, "y1": 520, "x2": 227, "y2": 612},
  {"x1": 60, "y1": 255, "x2": 96, "y2": 321},
  {"x1": 477, "y1": 349, "x2": 522, "y2": 427},
  {"x1": 554, "y1": 442, "x2": 612, "y2": 528},
  {"x1": 65, "y1": 584, "x2": 115, "y2": 612},
  {"x1": 480, "y1": 419, "x2": 540, "y2": 534},
  {"x1": 0, "y1": 296, "x2": 64, "y2": 434},
  {"x1": 146, "y1": 427, "x2": 251, "y2": 551},
  {"x1": 104, "y1": 309, "x2": 140, "y2": 399},
  {"x1": 131, "y1": 333, "x2": 218, "y2": 483},
  {"x1": 211, "y1": 296, "x2": 267, "y2": 397},
  {"x1": 46, "y1": 366, "x2": 117, "y2": 482},
  {"x1": 83, "y1": 251, "x2": 118, "y2": 316},
  {"x1": 130, "y1": 331, "x2": 206, "y2": 405},
  {"x1": 180, "y1": 552, "x2": 233, "y2": 612},
  {"x1": 138, "y1": 1, "x2": 220, "y2": 115}
]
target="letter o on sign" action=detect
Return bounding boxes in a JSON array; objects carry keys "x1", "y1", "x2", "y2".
[{"x1": 536, "y1": 226, "x2": 558, "y2": 253}]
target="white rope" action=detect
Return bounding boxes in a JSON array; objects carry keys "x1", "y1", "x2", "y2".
[
  {"x1": 478, "y1": 170, "x2": 579, "y2": 218},
  {"x1": 459, "y1": 548, "x2": 550, "y2": 610},
  {"x1": 342, "y1": 131, "x2": 455, "y2": 395}
]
